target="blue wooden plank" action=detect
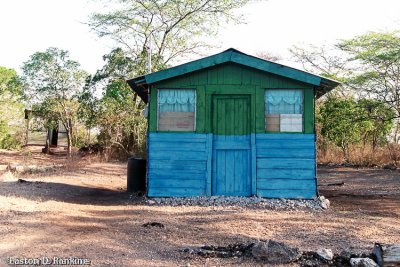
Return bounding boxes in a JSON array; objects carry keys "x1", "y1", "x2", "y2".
[
  {"x1": 149, "y1": 142, "x2": 206, "y2": 151},
  {"x1": 256, "y1": 189, "x2": 317, "y2": 199},
  {"x1": 256, "y1": 141, "x2": 315, "y2": 149},
  {"x1": 256, "y1": 148, "x2": 315, "y2": 158},
  {"x1": 149, "y1": 178, "x2": 206, "y2": 188},
  {"x1": 257, "y1": 179, "x2": 316, "y2": 190},
  {"x1": 257, "y1": 159, "x2": 315, "y2": 169},
  {"x1": 256, "y1": 133, "x2": 315, "y2": 140},
  {"x1": 216, "y1": 150, "x2": 226, "y2": 194},
  {"x1": 149, "y1": 160, "x2": 207, "y2": 171},
  {"x1": 149, "y1": 132, "x2": 207, "y2": 140},
  {"x1": 226, "y1": 150, "x2": 235, "y2": 193},
  {"x1": 148, "y1": 170, "x2": 205, "y2": 180},
  {"x1": 257, "y1": 168, "x2": 315, "y2": 179},
  {"x1": 214, "y1": 141, "x2": 250, "y2": 150},
  {"x1": 251, "y1": 133, "x2": 256, "y2": 195},
  {"x1": 148, "y1": 187, "x2": 206, "y2": 197},
  {"x1": 206, "y1": 133, "x2": 213, "y2": 196},
  {"x1": 149, "y1": 150, "x2": 207, "y2": 160}
]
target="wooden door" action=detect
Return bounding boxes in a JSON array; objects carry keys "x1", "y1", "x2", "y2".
[{"x1": 212, "y1": 95, "x2": 252, "y2": 196}]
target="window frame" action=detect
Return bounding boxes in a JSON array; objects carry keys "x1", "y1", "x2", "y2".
[
  {"x1": 264, "y1": 88, "x2": 305, "y2": 133},
  {"x1": 156, "y1": 88, "x2": 197, "y2": 132}
]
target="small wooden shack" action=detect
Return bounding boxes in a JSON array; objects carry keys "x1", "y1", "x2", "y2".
[{"x1": 127, "y1": 49, "x2": 339, "y2": 198}]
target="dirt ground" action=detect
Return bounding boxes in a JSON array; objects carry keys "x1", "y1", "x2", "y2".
[{"x1": 0, "y1": 148, "x2": 399, "y2": 266}]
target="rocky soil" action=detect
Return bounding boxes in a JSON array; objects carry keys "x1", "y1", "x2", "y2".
[{"x1": 0, "y1": 148, "x2": 399, "y2": 266}]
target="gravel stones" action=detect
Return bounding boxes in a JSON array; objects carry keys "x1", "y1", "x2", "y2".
[
  {"x1": 145, "y1": 196, "x2": 326, "y2": 210},
  {"x1": 350, "y1": 258, "x2": 379, "y2": 267}
]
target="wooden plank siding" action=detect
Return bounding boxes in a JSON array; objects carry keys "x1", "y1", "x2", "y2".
[
  {"x1": 147, "y1": 133, "x2": 211, "y2": 197},
  {"x1": 149, "y1": 62, "x2": 315, "y2": 134},
  {"x1": 256, "y1": 133, "x2": 317, "y2": 199}
]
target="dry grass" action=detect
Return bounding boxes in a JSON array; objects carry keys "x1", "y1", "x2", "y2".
[
  {"x1": 317, "y1": 143, "x2": 400, "y2": 167},
  {"x1": 0, "y1": 149, "x2": 399, "y2": 266}
]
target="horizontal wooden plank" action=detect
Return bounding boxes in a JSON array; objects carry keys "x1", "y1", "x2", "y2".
[
  {"x1": 149, "y1": 160, "x2": 207, "y2": 171},
  {"x1": 149, "y1": 132, "x2": 207, "y2": 141},
  {"x1": 214, "y1": 142, "x2": 251, "y2": 150},
  {"x1": 150, "y1": 151, "x2": 207, "y2": 160},
  {"x1": 256, "y1": 148, "x2": 315, "y2": 158},
  {"x1": 148, "y1": 187, "x2": 206, "y2": 197},
  {"x1": 256, "y1": 140, "x2": 315, "y2": 149},
  {"x1": 257, "y1": 168, "x2": 315, "y2": 179},
  {"x1": 257, "y1": 158, "x2": 315, "y2": 170},
  {"x1": 257, "y1": 189, "x2": 317, "y2": 199},
  {"x1": 149, "y1": 178, "x2": 206, "y2": 188},
  {"x1": 149, "y1": 141, "x2": 206, "y2": 152},
  {"x1": 256, "y1": 133, "x2": 315, "y2": 140},
  {"x1": 148, "y1": 170, "x2": 205, "y2": 180},
  {"x1": 257, "y1": 179, "x2": 316, "y2": 190}
]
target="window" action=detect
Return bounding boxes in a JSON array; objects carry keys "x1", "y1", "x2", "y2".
[
  {"x1": 157, "y1": 89, "x2": 196, "y2": 131},
  {"x1": 265, "y1": 89, "x2": 304, "y2": 132}
]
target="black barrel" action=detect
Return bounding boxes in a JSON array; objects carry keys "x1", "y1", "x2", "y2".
[{"x1": 127, "y1": 157, "x2": 147, "y2": 193}]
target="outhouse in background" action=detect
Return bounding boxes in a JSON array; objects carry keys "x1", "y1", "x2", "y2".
[{"x1": 127, "y1": 48, "x2": 340, "y2": 199}]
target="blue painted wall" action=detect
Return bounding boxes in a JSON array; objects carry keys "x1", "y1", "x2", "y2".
[
  {"x1": 256, "y1": 133, "x2": 317, "y2": 199},
  {"x1": 147, "y1": 132, "x2": 317, "y2": 199},
  {"x1": 147, "y1": 133, "x2": 210, "y2": 197}
]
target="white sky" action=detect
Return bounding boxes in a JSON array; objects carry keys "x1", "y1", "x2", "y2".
[{"x1": 1, "y1": 0, "x2": 400, "y2": 74}]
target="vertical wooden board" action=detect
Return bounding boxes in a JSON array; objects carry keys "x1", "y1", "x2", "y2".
[
  {"x1": 226, "y1": 150, "x2": 235, "y2": 193},
  {"x1": 149, "y1": 87, "x2": 158, "y2": 132},
  {"x1": 304, "y1": 88, "x2": 314, "y2": 133},
  {"x1": 251, "y1": 133, "x2": 257, "y2": 195},
  {"x1": 206, "y1": 133, "x2": 213, "y2": 196},
  {"x1": 217, "y1": 150, "x2": 227, "y2": 194},
  {"x1": 208, "y1": 67, "x2": 219, "y2": 85},
  {"x1": 196, "y1": 86, "x2": 206, "y2": 133},
  {"x1": 255, "y1": 85, "x2": 265, "y2": 133}
]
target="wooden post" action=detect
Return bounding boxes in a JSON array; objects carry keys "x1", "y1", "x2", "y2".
[{"x1": 373, "y1": 243, "x2": 400, "y2": 267}]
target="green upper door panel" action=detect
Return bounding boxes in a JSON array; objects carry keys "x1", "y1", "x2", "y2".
[{"x1": 212, "y1": 95, "x2": 251, "y2": 135}]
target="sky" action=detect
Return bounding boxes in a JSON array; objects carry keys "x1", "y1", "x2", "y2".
[{"x1": 1, "y1": 0, "x2": 400, "y2": 74}]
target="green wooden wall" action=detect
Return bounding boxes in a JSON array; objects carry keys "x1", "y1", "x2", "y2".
[{"x1": 149, "y1": 62, "x2": 315, "y2": 134}]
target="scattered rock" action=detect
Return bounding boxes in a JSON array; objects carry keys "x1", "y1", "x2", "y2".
[
  {"x1": 316, "y1": 248, "x2": 333, "y2": 261},
  {"x1": 340, "y1": 249, "x2": 353, "y2": 261},
  {"x1": 17, "y1": 178, "x2": 29, "y2": 183},
  {"x1": 147, "y1": 200, "x2": 156, "y2": 205},
  {"x1": 251, "y1": 240, "x2": 301, "y2": 264},
  {"x1": 142, "y1": 222, "x2": 165, "y2": 228},
  {"x1": 182, "y1": 243, "x2": 254, "y2": 258},
  {"x1": 319, "y1": 196, "x2": 330, "y2": 209},
  {"x1": 350, "y1": 258, "x2": 379, "y2": 267}
]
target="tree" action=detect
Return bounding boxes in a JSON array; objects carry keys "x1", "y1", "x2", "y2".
[
  {"x1": 318, "y1": 96, "x2": 394, "y2": 161},
  {"x1": 22, "y1": 48, "x2": 88, "y2": 156},
  {"x1": 339, "y1": 31, "x2": 400, "y2": 142},
  {"x1": 0, "y1": 66, "x2": 24, "y2": 149},
  {"x1": 88, "y1": 0, "x2": 255, "y2": 73},
  {"x1": 79, "y1": 48, "x2": 147, "y2": 159}
]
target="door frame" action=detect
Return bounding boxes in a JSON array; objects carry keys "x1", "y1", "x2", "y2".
[{"x1": 205, "y1": 88, "x2": 257, "y2": 196}]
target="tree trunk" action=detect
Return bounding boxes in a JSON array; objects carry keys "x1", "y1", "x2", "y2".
[
  {"x1": 66, "y1": 119, "x2": 73, "y2": 157},
  {"x1": 43, "y1": 128, "x2": 51, "y2": 154}
]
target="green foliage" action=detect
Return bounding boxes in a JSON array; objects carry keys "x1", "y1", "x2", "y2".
[
  {"x1": 0, "y1": 66, "x2": 25, "y2": 149},
  {"x1": 22, "y1": 47, "x2": 88, "y2": 155},
  {"x1": 89, "y1": 0, "x2": 254, "y2": 72},
  {"x1": 78, "y1": 49, "x2": 147, "y2": 159},
  {"x1": 318, "y1": 97, "x2": 394, "y2": 160}
]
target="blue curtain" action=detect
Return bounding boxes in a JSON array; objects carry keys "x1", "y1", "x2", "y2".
[
  {"x1": 159, "y1": 89, "x2": 195, "y2": 112},
  {"x1": 265, "y1": 89, "x2": 303, "y2": 114}
]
